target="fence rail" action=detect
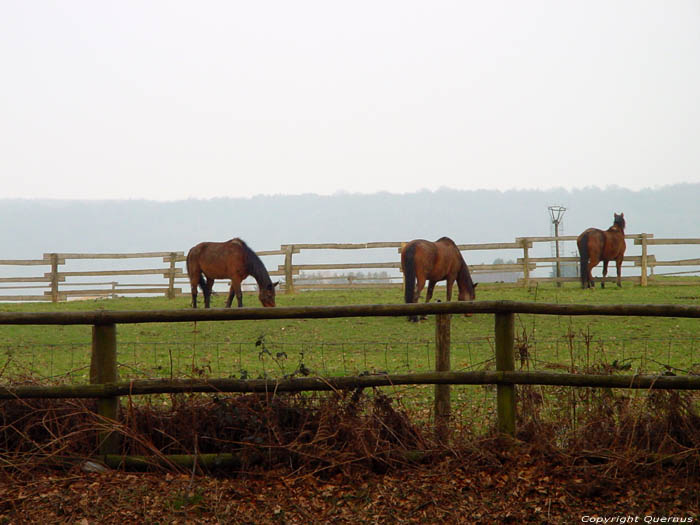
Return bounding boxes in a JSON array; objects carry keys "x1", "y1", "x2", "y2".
[{"x1": 1, "y1": 234, "x2": 698, "y2": 301}]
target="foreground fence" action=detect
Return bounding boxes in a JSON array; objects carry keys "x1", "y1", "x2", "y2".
[
  {"x1": 1, "y1": 300, "x2": 699, "y2": 466},
  {"x1": 1, "y1": 234, "x2": 699, "y2": 302}
]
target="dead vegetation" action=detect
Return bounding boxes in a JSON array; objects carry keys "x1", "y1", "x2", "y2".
[{"x1": 0, "y1": 378, "x2": 699, "y2": 522}]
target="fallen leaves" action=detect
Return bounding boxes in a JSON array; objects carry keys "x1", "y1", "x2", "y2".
[{"x1": 8, "y1": 446, "x2": 698, "y2": 525}]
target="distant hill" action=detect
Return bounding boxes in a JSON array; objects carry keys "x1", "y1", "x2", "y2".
[{"x1": 2, "y1": 184, "x2": 698, "y2": 264}]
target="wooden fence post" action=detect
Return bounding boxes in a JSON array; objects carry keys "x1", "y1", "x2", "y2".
[
  {"x1": 91, "y1": 323, "x2": 120, "y2": 455},
  {"x1": 495, "y1": 312, "x2": 516, "y2": 435},
  {"x1": 167, "y1": 252, "x2": 178, "y2": 299},
  {"x1": 640, "y1": 234, "x2": 648, "y2": 287},
  {"x1": 284, "y1": 245, "x2": 295, "y2": 294},
  {"x1": 49, "y1": 253, "x2": 59, "y2": 303},
  {"x1": 521, "y1": 239, "x2": 530, "y2": 287},
  {"x1": 434, "y1": 312, "x2": 451, "y2": 443}
]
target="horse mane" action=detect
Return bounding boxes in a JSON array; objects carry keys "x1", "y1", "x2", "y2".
[
  {"x1": 457, "y1": 255, "x2": 475, "y2": 292},
  {"x1": 232, "y1": 238, "x2": 272, "y2": 286},
  {"x1": 438, "y1": 236, "x2": 475, "y2": 294}
]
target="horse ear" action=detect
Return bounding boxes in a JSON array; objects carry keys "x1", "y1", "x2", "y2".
[
  {"x1": 273, "y1": 281, "x2": 280, "y2": 288},
  {"x1": 473, "y1": 283, "x2": 478, "y2": 289}
]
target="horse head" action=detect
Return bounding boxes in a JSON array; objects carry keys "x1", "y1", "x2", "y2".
[
  {"x1": 614, "y1": 212, "x2": 626, "y2": 231},
  {"x1": 258, "y1": 281, "x2": 279, "y2": 307}
]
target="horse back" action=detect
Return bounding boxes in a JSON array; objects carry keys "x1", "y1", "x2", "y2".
[
  {"x1": 603, "y1": 227, "x2": 626, "y2": 259},
  {"x1": 188, "y1": 240, "x2": 247, "y2": 280},
  {"x1": 401, "y1": 240, "x2": 438, "y2": 275},
  {"x1": 434, "y1": 237, "x2": 464, "y2": 274},
  {"x1": 577, "y1": 228, "x2": 604, "y2": 249}
]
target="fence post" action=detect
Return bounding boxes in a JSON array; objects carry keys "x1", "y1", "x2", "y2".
[
  {"x1": 167, "y1": 252, "x2": 178, "y2": 299},
  {"x1": 49, "y1": 253, "x2": 59, "y2": 303},
  {"x1": 640, "y1": 234, "x2": 648, "y2": 287},
  {"x1": 521, "y1": 239, "x2": 530, "y2": 287},
  {"x1": 434, "y1": 312, "x2": 451, "y2": 443},
  {"x1": 284, "y1": 245, "x2": 295, "y2": 294},
  {"x1": 495, "y1": 312, "x2": 516, "y2": 435},
  {"x1": 91, "y1": 323, "x2": 120, "y2": 455}
]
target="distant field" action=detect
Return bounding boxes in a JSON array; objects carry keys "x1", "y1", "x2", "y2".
[{"x1": 1, "y1": 281, "x2": 699, "y2": 384}]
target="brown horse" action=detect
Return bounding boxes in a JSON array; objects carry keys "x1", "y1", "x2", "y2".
[
  {"x1": 401, "y1": 237, "x2": 477, "y2": 321},
  {"x1": 577, "y1": 213, "x2": 626, "y2": 289},
  {"x1": 186, "y1": 238, "x2": 278, "y2": 308}
]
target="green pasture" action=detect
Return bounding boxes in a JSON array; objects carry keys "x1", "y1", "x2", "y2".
[{"x1": 1, "y1": 280, "x2": 699, "y2": 385}]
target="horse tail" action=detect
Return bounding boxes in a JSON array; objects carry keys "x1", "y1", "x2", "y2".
[
  {"x1": 403, "y1": 243, "x2": 417, "y2": 304},
  {"x1": 578, "y1": 233, "x2": 589, "y2": 288}
]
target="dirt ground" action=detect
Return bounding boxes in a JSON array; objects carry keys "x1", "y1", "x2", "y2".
[{"x1": 2, "y1": 446, "x2": 698, "y2": 524}]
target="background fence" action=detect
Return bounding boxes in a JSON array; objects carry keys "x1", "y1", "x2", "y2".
[{"x1": 0, "y1": 234, "x2": 699, "y2": 302}]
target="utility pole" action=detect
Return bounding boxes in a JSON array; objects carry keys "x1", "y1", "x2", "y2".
[{"x1": 548, "y1": 206, "x2": 566, "y2": 287}]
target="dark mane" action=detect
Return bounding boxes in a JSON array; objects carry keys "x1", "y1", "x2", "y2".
[
  {"x1": 457, "y1": 254, "x2": 476, "y2": 298},
  {"x1": 458, "y1": 260, "x2": 475, "y2": 287},
  {"x1": 235, "y1": 238, "x2": 272, "y2": 286}
]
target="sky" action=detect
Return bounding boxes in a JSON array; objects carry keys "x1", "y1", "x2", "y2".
[{"x1": 1, "y1": 1, "x2": 699, "y2": 201}]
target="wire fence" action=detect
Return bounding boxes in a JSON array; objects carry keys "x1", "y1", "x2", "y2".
[
  {"x1": 2, "y1": 335, "x2": 700, "y2": 436},
  {"x1": 3, "y1": 336, "x2": 699, "y2": 383}
]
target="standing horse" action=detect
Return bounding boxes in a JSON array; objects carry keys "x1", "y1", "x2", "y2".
[
  {"x1": 186, "y1": 238, "x2": 278, "y2": 308},
  {"x1": 577, "y1": 213, "x2": 626, "y2": 289},
  {"x1": 401, "y1": 237, "x2": 477, "y2": 322}
]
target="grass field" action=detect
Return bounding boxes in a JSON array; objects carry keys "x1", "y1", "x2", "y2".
[
  {"x1": 1, "y1": 280, "x2": 699, "y2": 384},
  {"x1": 0, "y1": 280, "x2": 698, "y2": 437}
]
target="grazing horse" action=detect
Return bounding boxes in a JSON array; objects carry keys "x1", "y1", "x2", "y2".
[
  {"x1": 577, "y1": 213, "x2": 627, "y2": 289},
  {"x1": 186, "y1": 238, "x2": 278, "y2": 308},
  {"x1": 400, "y1": 237, "x2": 477, "y2": 322}
]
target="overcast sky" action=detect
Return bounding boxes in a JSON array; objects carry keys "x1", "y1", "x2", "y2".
[{"x1": 1, "y1": 1, "x2": 699, "y2": 201}]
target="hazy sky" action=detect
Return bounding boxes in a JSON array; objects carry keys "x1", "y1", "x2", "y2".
[{"x1": 2, "y1": 1, "x2": 699, "y2": 201}]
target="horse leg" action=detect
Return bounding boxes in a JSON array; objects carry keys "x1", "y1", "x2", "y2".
[
  {"x1": 204, "y1": 278, "x2": 215, "y2": 308},
  {"x1": 419, "y1": 281, "x2": 436, "y2": 320},
  {"x1": 616, "y1": 257, "x2": 623, "y2": 287},
  {"x1": 226, "y1": 280, "x2": 243, "y2": 308},
  {"x1": 409, "y1": 277, "x2": 426, "y2": 322},
  {"x1": 587, "y1": 258, "x2": 599, "y2": 289},
  {"x1": 226, "y1": 282, "x2": 235, "y2": 308},
  {"x1": 414, "y1": 276, "x2": 426, "y2": 303},
  {"x1": 188, "y1": 268, "x2": 201, "y2": 308},
  {"x1": 445, "y1": 279, "x2": 454, "y2": 301},
  {"x1": 601, "y1": 261, "x2": 609, "y2": 289},
  {"x1": 425, "y1": 281, "x2": 436, "y2": 303},
  {"x1": 190, "y1": 282, "x2": 198, "y2": 308}
]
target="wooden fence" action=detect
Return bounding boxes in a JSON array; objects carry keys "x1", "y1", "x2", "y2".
[
  {"x1": 1, "y1": 300, "x2": 700, "y2": 467},
  {"x1": 0, "y1": 234, "x2": 698, "y2": 302}
]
